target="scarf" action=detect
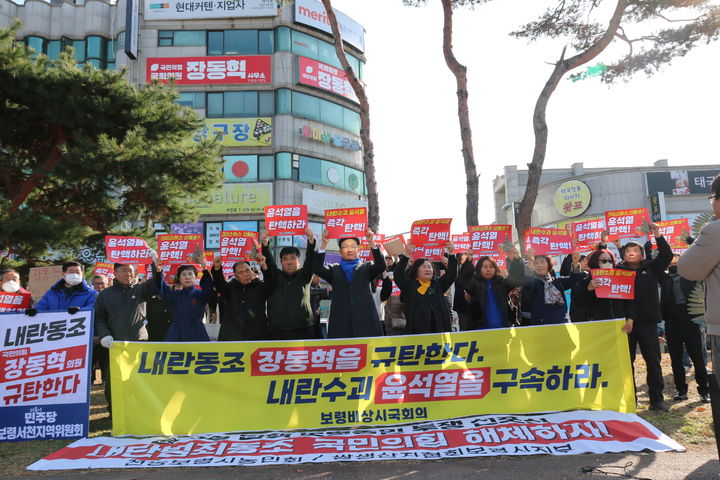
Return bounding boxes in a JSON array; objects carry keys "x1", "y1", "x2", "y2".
[
  {"x1": 539, "y1": 275, "x2": 565, "y2": 305},
  {"x1": 339, "y1": 258, "x2": 360, "y2": 284},
  {"x1": 416, "y1": 279, "x2": 432, "y2": 295}
]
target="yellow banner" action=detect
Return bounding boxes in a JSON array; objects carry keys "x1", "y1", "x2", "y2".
[{"x1": 110, "y1": 320, "x2": 635, "y2": 436}]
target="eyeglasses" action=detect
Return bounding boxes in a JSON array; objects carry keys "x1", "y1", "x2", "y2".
[{"x1": 709, "y1": 195, "x2": 719, "y2": 201}]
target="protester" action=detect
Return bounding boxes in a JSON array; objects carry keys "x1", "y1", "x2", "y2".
[
  {"x1": 310, "y1": 275, "x2": 331, "y2": 338},
  {"x1": 580, "y1": 248, "x2": 633, "y2": 333},
  {"x1": 145, "y1": 293, "x2": 173, "y2": 342},
  {"x1": 453, "y1": 253, "x2": 474, "y2": 330},
  {"x1": 510, "y1": 250, "x2": 582, "y2": 325},
  {"x1": 211, "y1": 251, "x2": 274, "y2": 341},
  {"x1": 560, "y1": 253, "x2": 591, "y2": 322},
  {"x1": 261, "y1": 228, "x2": 317, "y2": 340},
  {"x1": 616, "y1": 223, "x2": 673, "y2": 411},
  {"x1": 30, "y1": 261, "x2": 97, "y2": 314},
  {"x1": 660, "y1": 254, "x2": 710, "y2": 403},
  {"x1": 382, "y1": 258, "x2": 407, "y2": 335},
  {"x1": 393, "y1": 243, "x2": 457, "y2": 334},
  {"x1": 92, "y1": 274, "x2": 109, "y2": 292},
  {"x1": 457, "y1": 252, "x2": 518, "y2": 330},
  {"x1": 313, "y1": 229, "x2": 385, "y2": 338},
  {"x1": 151, "y1": 255, "x2": 214, "y2": 342},
  {"x1": 678, "y1": 173, "x2": 720, "y2": 402},
  {"x1": 1, "y1": 268, "x2": 30, "y2": 296}
]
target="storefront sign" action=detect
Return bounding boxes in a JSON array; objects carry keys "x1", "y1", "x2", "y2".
[
  {"x1": 294, "y1": 0, "x2": 365, "y2": 52},
  {"x1": 192, "y1": 118, "x2": 272, "y2": 147},
  {"x1": 144, "y1": 0, "x2": 278, "y2": 21},
  {"x1": 190, "y1": 183, "x2": 273, "y2": 215},
  {"x1": 298, "y1": 56, "x2": 358, "y2": 102},
  {"x1": 646, "y1": 169, "x2": 719, "y2": 196},
  {"x1": 554, "y1": 180, "x2": 591, "y2": 218},
  {"x1": 147, "y1": 56, "x2": 271, "y2": 84},
  {"x1": 296, "y1": 123, "x2": 361, "y2": 151},
  {"x1": 302, "y1": 189, "x2": 366, "y2": 216}
]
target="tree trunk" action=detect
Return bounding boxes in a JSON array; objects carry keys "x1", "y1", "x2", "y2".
[
  {"x1": 441, "y1": 0, "x2": 479, "y2": 229},
  {"x1": 320, "y1": 0, "x2": 380, "y2": 232},
  {"x1": 515, "y1": 0, "x2": 629, "y2": 248}
]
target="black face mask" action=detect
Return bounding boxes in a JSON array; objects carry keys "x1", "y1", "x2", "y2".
[{"x1": 668, "y1": 266, "x2": 678, "y2": 274}]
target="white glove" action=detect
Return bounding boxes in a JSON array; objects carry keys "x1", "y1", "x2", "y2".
[{"x1": 100, "y1": 335, "x2": 115, "y2": 349}]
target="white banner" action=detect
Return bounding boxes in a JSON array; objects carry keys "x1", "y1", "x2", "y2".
[
  {"x1": 0, "y1": 310, "x2": 93, "y2": 442},
  {"x1": 28, "y1": 410, "x2": 682, "y2": 470},
  {"x1": 294, "y1": 0, "x2": 365, "y2": 52},
  {"x1": 144, "y1": 0, "x2": 278, "y2": 21}
]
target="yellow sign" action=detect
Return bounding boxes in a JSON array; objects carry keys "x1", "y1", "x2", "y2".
[
  {"x1": 192, "y1": 117, "x2": 272, "y2": 147},
  {"x1": 110, "y1": 320, "x2": 635, "y2": 435},
  {"x1": 555, "y1": 180, "x2": 591, "y2": 218},
  {"x1": 190, "y1": 183, "x2": 272, "y2": 215}
]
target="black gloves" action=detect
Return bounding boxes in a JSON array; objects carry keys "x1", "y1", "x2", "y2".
[
  {"x1": 67, "y1": 306, "x2": 80, "y2": 315},
  {"x1": 25, "y1": 308, "x2": 38, "y2": 317}
]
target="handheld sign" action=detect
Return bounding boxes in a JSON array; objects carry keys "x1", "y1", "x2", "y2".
[
  {"x1": 524, "y1": 228, "x2": 574, "y2": 256},
  {"x1": 410, "y1": 218, "x2": 452, "y2": 248},
  {"x1": 265, "y1": 205, "x2": 308, "y2": 236},
  {"x1": 93, "y1": 262, "x2": 115, "y2": 280},
  {"x1": 324, "y1": 207, "x2": 368, "y2": 239},
  {"x1": 591, "y1": 269, "x2": 636, "y2": 300},
  {"x1": 157, "y1": 234, "x2": 204, "y2": 264},
  {"x1": 570, "y1": 219, "x2": 606, "y2": 253},
  {"x1": 451, "y1": 233, "x2": 472, "y2": 253},
  {"x1": 0, "y1": 292, "x2": 32, "y2": 312},
  {"x1": 650, "y1": 218, "x2": 690, "y2": 253},
  {"x1": 468, "y1": 225, "x2": 512, "y2": 254},
  {"x1": 105, "y1": 236, "x2": 152, "y2": 264},
  {"x1": 413, "y1": 244, "x2": 447, "y2": 262},
  {"x1": 219, "y1": 231, "x2": 258, "y2": 262},
  {"x1": 604, "y1": 209, "x2": 650, "y2": 241},
  {"x1": 382, "y1": 235, "x2": 406, "y2": 257}
]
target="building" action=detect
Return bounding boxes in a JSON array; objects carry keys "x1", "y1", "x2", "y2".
[
  {"x1": 493, "y1": 159, "x2": 719, "y2": 241},
  {"x1": 0, "y1": 0, "x2": 368, "y2": 258}
]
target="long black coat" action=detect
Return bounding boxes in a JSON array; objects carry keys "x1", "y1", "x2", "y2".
[
  {"x1": 211, "y1": 267, "x2": 275, "y2": 341},
  {"x1": 457, "y1": 261, "x2": 514, "y2": 329},
  {"x1": 394, "y1": 255, "x2": 457, "y2": 334},
  {"x1": 576, "y1": 275, "x2": 631, "y2": 321},
  {"x1": 313, "y1": 248, "x2": 385, "y2": 338}
]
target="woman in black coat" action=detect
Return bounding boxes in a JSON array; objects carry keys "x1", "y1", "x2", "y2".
[
  {"x1": 394, "y1": 242, "x2": 457, "y2": 334},
  {"x1": 457, "y1": 253, "x2": 519, "y2": 330},
  {"x1": 313, "y1": 229, "x2": 386, "y2": 338},
  {"x1": 579, "y1": 248, "x2": 633, "y2": 333}
]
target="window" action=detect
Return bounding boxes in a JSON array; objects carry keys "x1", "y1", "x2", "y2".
[
  {"x1": 177, "y1": 92, "x2": 206, "y2": 109},
  {"x1": 224, "y1": 155, "x2": 258, "y2": 183},
  {"x1": 275, "y1": 152, "x2": 293, "y2": 180},
  {"x1": 23, "y1": 35, "x2": 114, "y2": 69},
  {"x1": 25, "y1": 36, "x2": 45, "y2": 56},
  {"x1": 278, "y1": 28, "x2": 364, "y2": 80},
  {"x1": 46, "y1": 40, "x2": 61, "y2": 60},
  {"x1": 278, "y1": 152, "x2": 367, "y2": 195},
  {"x1": 205, "y1": 91, "x2": 274, "y2": 118},
  {"x1": 86, "y1": 36, "x2": 105, "y2": 59},
  {"x1": 158, "y1": 30, "x2": 205, "y2": 47},
  {"x1": 72, "y1": 40, "x2": 86, "y2": 62},
  {"x1": 277, "y1": 89, "x2": 360, "y2": 135},
  {"x1": 207, "y1": 30, "x2": 273, "y2": 56}
]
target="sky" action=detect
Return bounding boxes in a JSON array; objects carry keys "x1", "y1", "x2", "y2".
[{"x1": 329, "y1": 0, "x2": 720, "y2": 235}]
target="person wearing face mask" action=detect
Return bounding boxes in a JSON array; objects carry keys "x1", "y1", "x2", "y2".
[
  {"x1": 660, "y1": 254, "x2": 710, "y2": 403},
  {"x1": 1, "y1": 268, "x2": 33, "y2": 310},
  {"x1": 210, "y1": 250, "x2": 274, "y2": 341},
  {"x1": 313, "y1": 229, "x2": 385, "y2": 339},
  {"x1": 151, "y1": 255, "x2": 214, "y2": 342},
  {"x1": 580, "y1": 248, "x2": 634, "y2": 332},
  {"x1": 29, "y1": 261, "x2": 97, "y2": 315},
  {"x1": 392, "y1": 242, "x2": 457, "y2": 334}
]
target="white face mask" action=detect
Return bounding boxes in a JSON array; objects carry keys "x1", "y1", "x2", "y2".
[
  {"x1": 65, "y1": 273, "x2": 83, "y2": 286},
  {"x1": 2, "y1": 281, "x2": 20, "y2": 293}
]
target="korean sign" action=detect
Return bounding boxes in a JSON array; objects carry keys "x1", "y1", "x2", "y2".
[
  {"x1": 298, "y1": 57, "x2": 358, "y2": 102},
  {"x1": 524, "y1": 228, "x2": 574, "y2": 256},
  {"x1": 468, "y1": 225, "x2": 512, "y2": 254},
  {"x1": 144, "y1": 0, "x2": 278, "y2": 21},
  {"x1": 604, "y1": 209, "x2": 650, "y2": 241},
  {"x1": 324, "y1": 208, "x2": 368, "y2": 239},
  {"x1": 296, "y1": 124, "x2": 361, "y2": 152},
  {"x1": 0, "y1": 310, "x2": 93, "y2": 442},
  {"x1": 570, "y1": 219, "x2": 606, "y2": 253},
  {"x1": 220, "y1": 231, "x2": 258, "y2": 262},
  {"x1": 265, "y1": 205, "x2": 309, "y2": 236},
  {"x1": 157, "y1": 234, "x2": 204, "y2": 265},
  {"x1": 410, "y1": 219, "x2": 452, "y2": 248},
  {"x1": 93, "y1": 262, "x2": 115, "y2": 280},
  {"x1": 294, "y1": 0, "x2": 365, "y2": 52},
  {"x1": 590, "y1": 269, "x2": 636, "y2": 300},
  {"x1": 554, "y1": 180, "x2": 591, "y2": 218},
  {"x1": 105, "y1": 236, "x2": 152, "y2": 265},
  {"x1": 650, "y1": 218, "x2": 690, "y2": 253},
  {"x1": 193, "y1": 118, "x2": 272, "y2": 147},
  {"x1": 146, "y1": 56, "x2": 271, "y2": 84},
  {"x1": 0, "y1": 293, "x2": 31, "y2": 313}
]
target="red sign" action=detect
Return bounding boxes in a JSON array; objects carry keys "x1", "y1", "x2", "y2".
[
  {"x1": 390, "y1": 279, "x2": 401, "y2": 297},
  {"x1": 220, "y1": 231, "x2": 258, "y2": 262},
  {"x1": 375, "y1": 368, "x2": 491, "y2": 404},
  {"x1": 105, "y1": 236, "x2": 152, "y2": 264},
  {"x1": 570, "y1": 219, "x2": 606, "y2": 253},
  {"x1": 298, "y1": 56, "x2": 358, "y2": 102},
  {"x1": 410, "y1": 219, "x2": 452, "y2": 248},
  {"x1": 250, "y1": 345, "x2": 366, "y2": 375},
  {"x1": 157, "y1": 234, "x2": 204, "y2": 264},
  {"x1": 524, "y1": 228, "x2": 574, "y2": 256},
  {"x1": 0, "y1": 292, "x2": 32, "y2": 312},
  {"x1": 93, "y1": 262, "x2": 115, "y2": 280},
  {"x1": 452, "y1": 233, "x2": 472, "y2": 253},
  {"x1": 468, "y1": 225, "x2": 512, "y2": 254},
  {"x1": 413, "y1": 244, "x2": 447, "y2": 262},
  {"x1": 324, "y1": 207, "x2": 368, "y2": 239},
  {"x1": 484, "y1": 251, "x2": 508, "y2": 271},
  {"x1": 604, "y1": 209, "x2": 650, "y2": 241},
  {"x1": 0, "y1": 345, "x2": 85, "y2": 382},
  {"x1": 265, "y1": 205, "x2": 308, "y2": 236},
  {"x1": 357, "y1": 244, "x2": 372, "y2": 261},
  {"x1": 590, "y1": 269, "x2": 636, "y2": 300},
  {"x1": 161, "y1": 264, "x2": 205, "y2": 285},
  {"x1": 650, "y1": 218, "x2": 690, "y2": 251},
  {"x1": 146, "y1": 56, "x2": 272, "y2": 84}
]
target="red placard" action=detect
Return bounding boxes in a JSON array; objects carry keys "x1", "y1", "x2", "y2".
[
  {"x1": 298, "y1": 56, "x2": 358, "y2": 102},
  {"x1": 356, "y1": 244, "x2": 373, "y2": 262},
  {"x1": 451, "y1": 233, "x2": 472, "y2": 253},
  {"x1": 220, "y1": 231, "x2": 258, "y2": 262},
  {"x1": 161, "y1": 263, "x2": 205, "y2": 286},
  {"x1": 590, "y1": 269, "x2": 636, "y2": 300},
  {"x1": 146, "y1": 56, "x2": 272, "y2": 85},
  {"x1": 413, "y1": 244, "x2": 447, "y2": 262},
  {"x1": 604, "y1": 208, "x2": 650, "y2": 241},
  {"x1": 468, "y1": 225, "x2": 512, "y2": 254},
  {"x1": 324, "y1": 207, "x2": 368, "y2": 239},
  {"x1": 0, "y1": 292, "x2": 32, "y2": 312},
  {"x1": 265, "y1": 205, "x2": 308, "y2": 236},
  {"x1": 483, "y1": 251, "x2": 508, "y2": 271},
  {"x1": 650, "y1": 218, "x2": 691, "y2": 251},
  {"x1": 105, "y1": 236, "x2": 152, "y2": 264},
  {"x1": 93, "y1": 262, "x2": 115, "y2": 280},
  {"x1": 524, "y1": 228, "x2": 574, "y2": 256},
  {"x1": 157, "y1": 234, "x2": 204, "y2": 265},
  {"x1": 410, "y1": 218, "x2": 452, "y2": 248},
  {"x1": 570, "y1": 219, "x2": 606, "y2": 253}
]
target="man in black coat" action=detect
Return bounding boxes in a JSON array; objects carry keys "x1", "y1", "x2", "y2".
[
  {"x1": 313, "y1": 229, "x2": 385, "y2": 338},
  {"x1": 616, "y1": 222, "x2": 673, "y2": 411},
  {"x1": 211, "y1": 250, "x2": 275, "y2": 341}
]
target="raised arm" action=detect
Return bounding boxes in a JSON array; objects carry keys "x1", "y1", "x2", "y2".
[
  {"x1": 438, "y1": 252, "x2": 458, "y2": 293},
  {"x1": 300, "y1": 228, "x2": 317, "y2": 283},
  {"x1": 650, "y1": 226, "x2": 674, "y2": 278},
  {"x1": 312, "y1": 230, "x2": 334, "y2": 284},
  {"x1": 210, "y1": 256, "x2": 231, "y2": 297}
]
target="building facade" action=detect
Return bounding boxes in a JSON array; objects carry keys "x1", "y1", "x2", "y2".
[
  {"x1": 493, "y1": 159, "x2": 720, "y2": 241},
  {"x1": 0, "y1": 0, "x2": 368, "y2": 256}
]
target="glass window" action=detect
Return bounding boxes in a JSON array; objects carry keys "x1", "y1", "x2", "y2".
[
  {"x1": 46, "y1": 40, "x2": 61, "y2": 60},
  {"x1": 299, "y1": 156, "x2": 322, "y2": 185},
  {"x1": 207, "y1": 31, "x2": 223, "y2": 55},
  {"x1": 292, "y1": 92, "x2": 320, "y2": 121},
  {"x1": 86, "y1": 36, "x2": 104, "y2": 59},
  {"x1": 158, "y1": 31, "x2": 172, "y2": 46},
  {"x1": 25, "y1": 36, "x2": 45, "y2": 55},
  {"x1": 174, "y1": 30, "x2": 205, "y2": 46},
  {"x1": 259, "y1": 30, "x2": 273, "y2": 54},
  {"x1": 275, "y1": 153, "x2": 292, "y2": 180},
  {"x1": 224, "y1": 155, "x2": 258, "y2": 183},
  {"x1": 223, "y1": 221, "x2": 258, "y2": 232},
  {"x1": 207, "y1": 92, "x2": 224, "y2": 117},
  {"x1": 259, "y1": 155, "x2": 274, "y2": 181},
  {"x1": 224, "y1": 91, "x2": 258, "y2": 117},
  {"x1": 106, "y1": 39, "x2": 116, "y2": 62},
  {"x1": 345, "y1": 167, "x2": 364, "y2": 194},
  {"x1": 317, "y1": 41, "x2": 338, "y2": 68},
  {"x1": 72, "y1": 40, "x2": 86, "y2": 61},
  {"x1": 224, "y1": 30, "x2": 256, "y2": 55},
  {"x1": 320, "y1": 101, "x2": 343, "y2": 129},
  {"x1": 291, "y1": 31, "x2": 319, "y2": 59},
  {"x1": 86, "y1": 59, "x2": 102, "y2": 69},
  {"x1": 275, "y1": 27, "x2": 291, "y2": 52},
  {"x1": 321, "y1": 160, "x2": 345, "y2": 190},
  {"x1": 344, "y1": 110, "x2": 361, "y2": 135},
  {"x1": 177, "y1": 92, "x2": 205, "y2": 109},
  {"x1": 107, "y1": 63, "x2": 116, "y2": 71},
  {"x1": 258, "y1": 92, "x2": 274, "y2": 117},
  {"x1": 275, "y1": 89, "x2": 291, "y2": 115}
]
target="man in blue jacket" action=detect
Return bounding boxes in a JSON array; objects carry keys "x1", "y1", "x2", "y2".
[{"x1": 28, "y1": 261, "x2": 97, "y2": 315}]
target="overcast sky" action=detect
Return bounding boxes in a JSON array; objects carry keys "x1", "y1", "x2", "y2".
[{"x1": 329, "y1": 0, "x2": 720, "y2": 235}]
